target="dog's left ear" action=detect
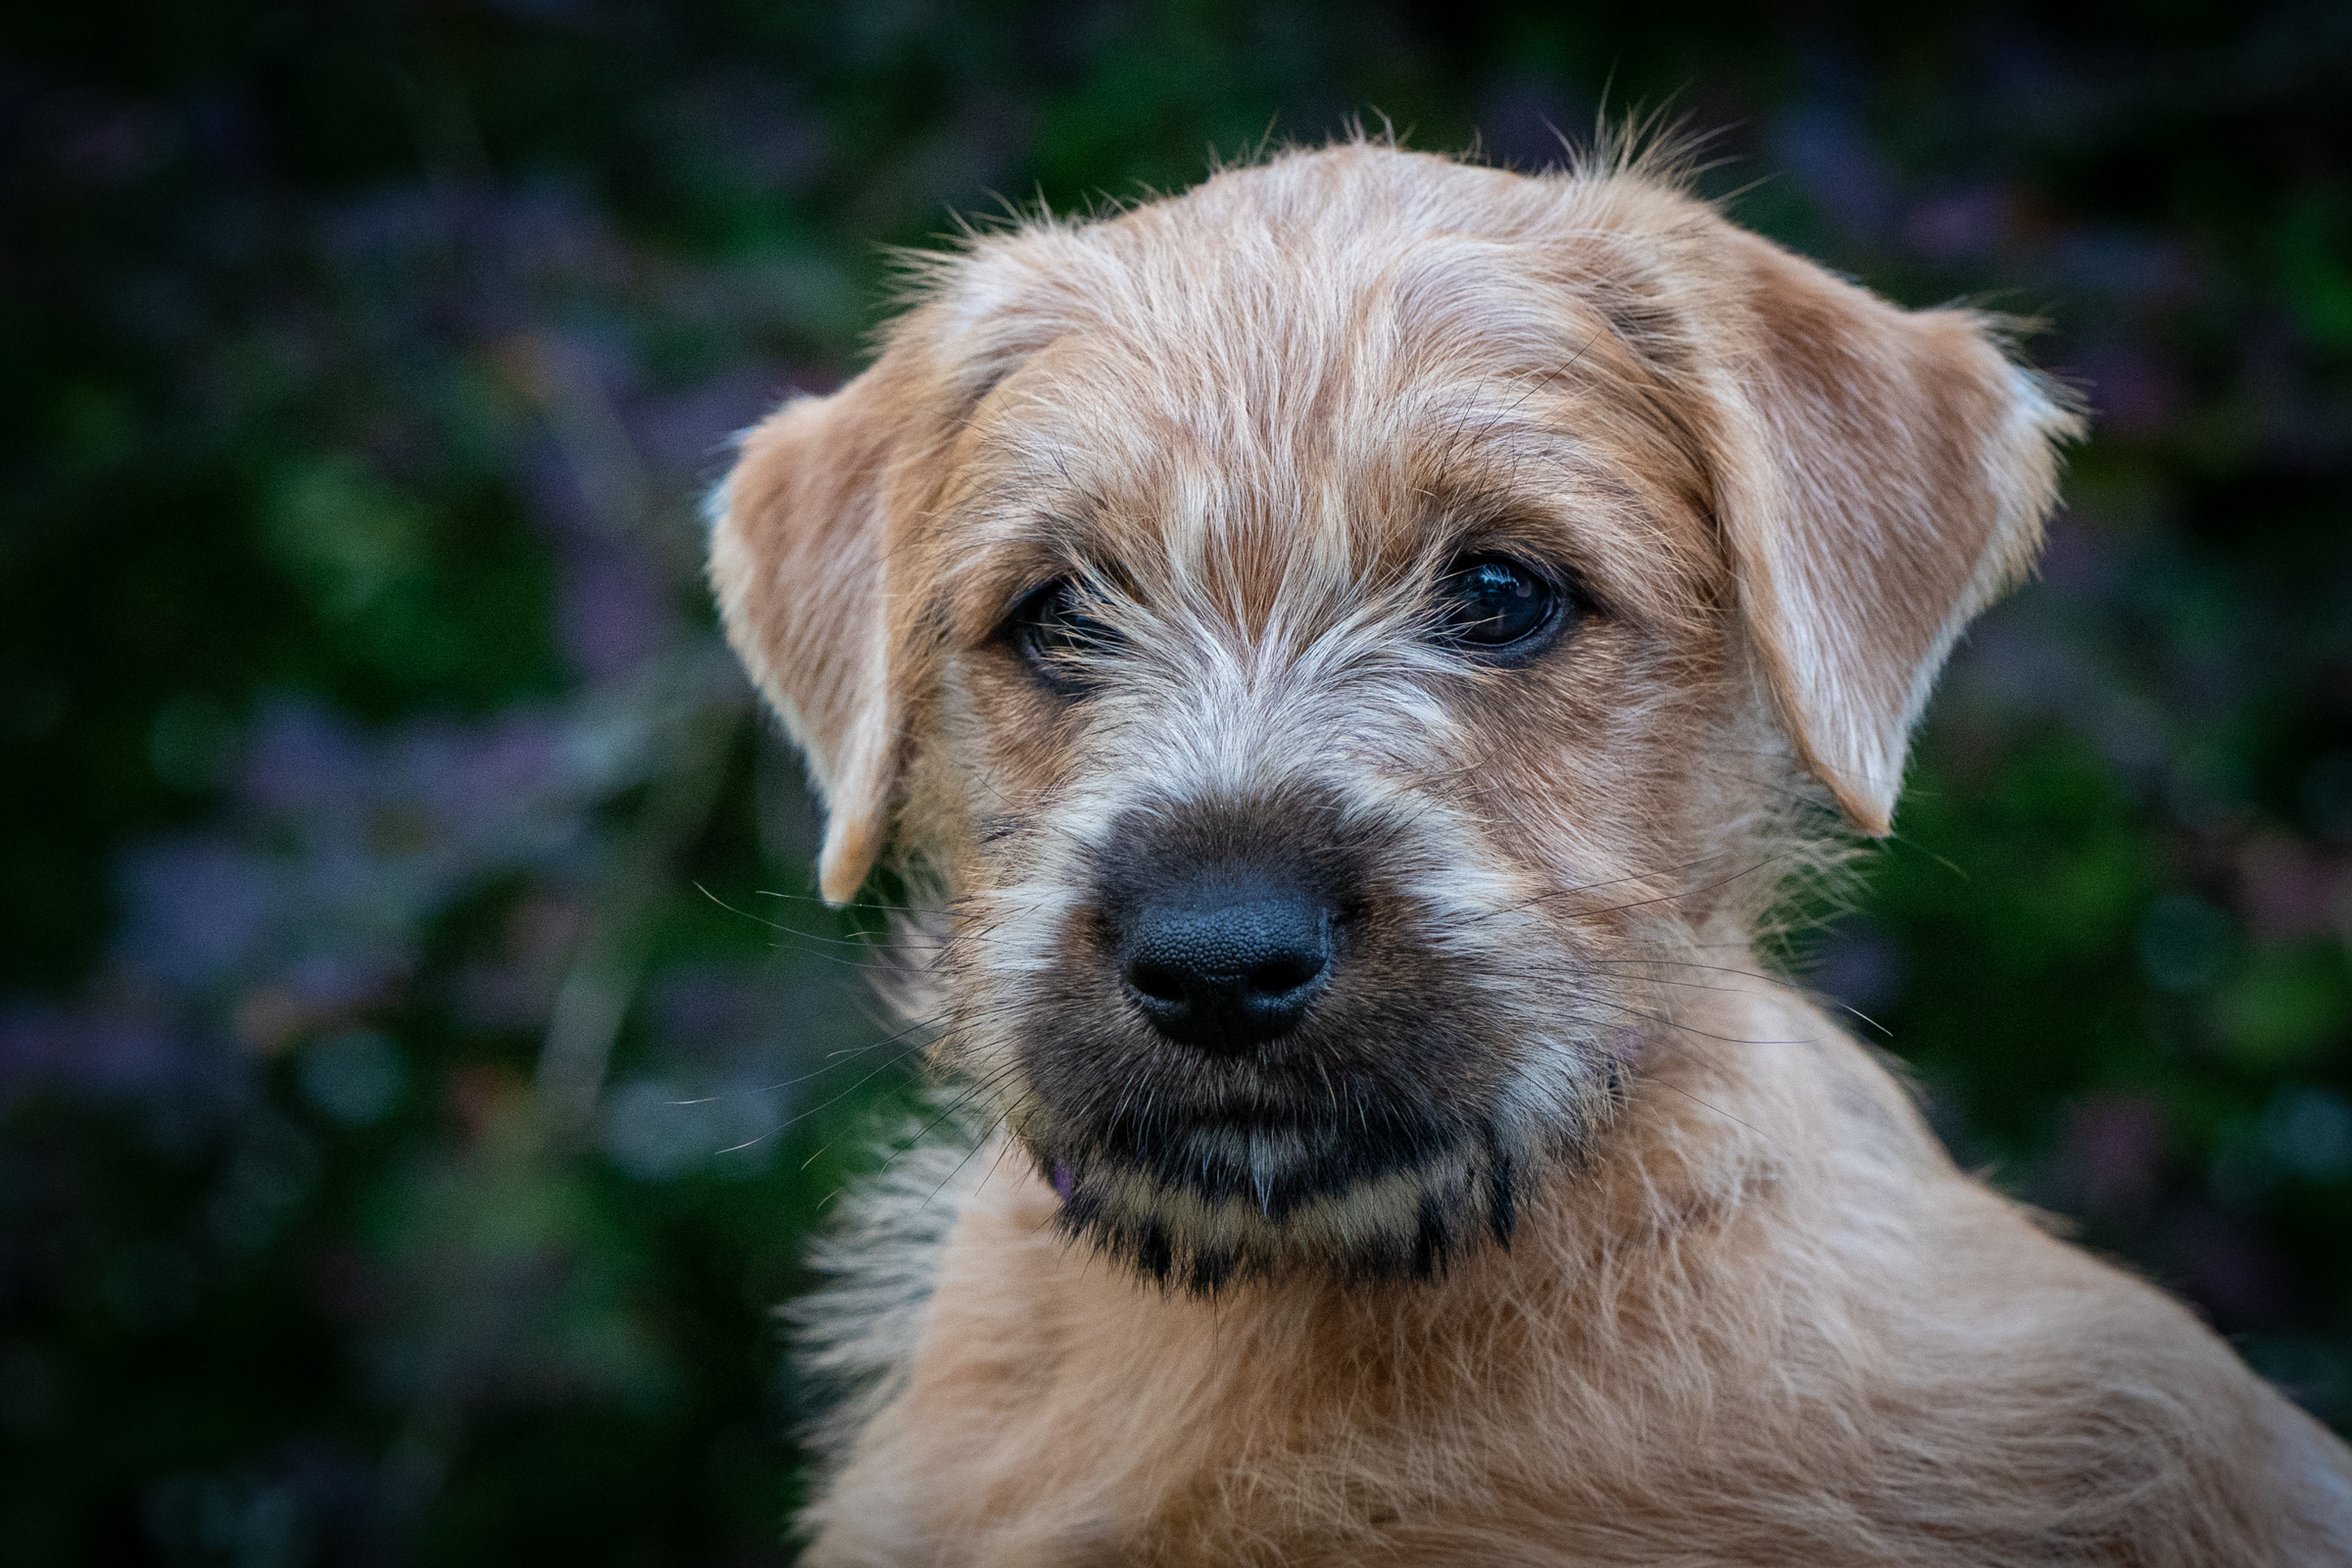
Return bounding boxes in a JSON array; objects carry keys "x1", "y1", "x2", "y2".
[{"x1": 1696, "y1": 231, "x2": 2084, "y2": 835}]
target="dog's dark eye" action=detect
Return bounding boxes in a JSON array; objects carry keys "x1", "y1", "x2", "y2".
[
  {"x1": 1011, "y1": 578, "x2": 1122, "y2": 688},
  {"x1": 1432, "y1": 555, "x2": 1563, "y2": 656}
]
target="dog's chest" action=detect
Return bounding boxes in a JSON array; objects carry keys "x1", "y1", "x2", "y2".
[{"x1": 814, "y1": 1172, "x2": 1760, "y2": 1567}]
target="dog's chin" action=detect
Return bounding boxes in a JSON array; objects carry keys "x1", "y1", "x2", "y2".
[{"x1": 1031, "y1": 1111, "x2": 1526, "y2": 1293}]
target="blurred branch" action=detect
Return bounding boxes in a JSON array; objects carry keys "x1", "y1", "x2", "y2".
[
  {"x1": 497, "y1": 332, "x2": 704, "y2": 579},
  {"x1": 503, "y1": 308, "x2": 745, "y2": 1141},
  {"x1": 534, "y1": 672, "x2": 743, "y2": 1142}
]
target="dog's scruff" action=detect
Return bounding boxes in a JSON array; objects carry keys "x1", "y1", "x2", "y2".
[{"x1": 710, "y1": 141, "x2": 2352, "y2": 1564}]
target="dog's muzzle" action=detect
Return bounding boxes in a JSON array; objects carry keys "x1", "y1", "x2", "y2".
[{"x1": 1000, "y1": 788, "x2": 1552, "y2": 1287}]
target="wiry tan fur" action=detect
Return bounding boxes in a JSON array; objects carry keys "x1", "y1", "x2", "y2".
[{"x1": 710, "y1": 137, "x2": 2352, "y2": 1565}]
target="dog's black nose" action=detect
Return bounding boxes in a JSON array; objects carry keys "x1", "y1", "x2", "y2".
[{"x1": 1120, "y1": 879, "x2": 1333, "y2": 1054}]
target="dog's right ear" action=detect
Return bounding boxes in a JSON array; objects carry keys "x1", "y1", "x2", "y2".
[
  {"x1": 708, "y1": 368, "x2": 910, "y2": 907},
  {"x1": 709, "y1": 245, "x2": 1086, "y2": 906}
]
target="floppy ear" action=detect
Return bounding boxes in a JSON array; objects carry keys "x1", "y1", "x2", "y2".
[
  {"x1": 708, "y1": 239, "x2": 1086, "y2": 904},
  {"x1": 708, "y1": 369, "x2": 909, "y2": 906},
  {"x1": 1699, "y1": 232, "x2": 2084, "y2": 834}
]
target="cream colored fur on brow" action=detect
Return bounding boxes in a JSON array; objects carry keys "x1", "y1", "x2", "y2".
[{"x1": 708, "y1": 136, "x2": 2352, "y2": 1564}]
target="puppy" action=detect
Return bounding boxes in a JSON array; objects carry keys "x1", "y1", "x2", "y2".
[{"x1": 709, "y1": 140, "x2": 2352, "y2": 1565}]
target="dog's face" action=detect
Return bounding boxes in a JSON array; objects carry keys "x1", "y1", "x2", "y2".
[
  {"x1": 711, "y1": 146, "x2": 2079, "y2": 1290},
  {"x1": 916, "y1": 286, "x2": 1733, "y2": 1287}
]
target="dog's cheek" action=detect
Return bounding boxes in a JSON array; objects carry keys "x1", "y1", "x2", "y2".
[
  {"x1": 1464, "y1": 616, "x2": 1738, "y2": 901},
  {"x1": 954, "y1": 656, "x2": 1091, "y2": 808},
  {"x1": 927, "y1": 779, "x2": 1131, "y2": 1148},
  {"x1": 1410, "y1": 619, "x2": 1741, "y2": 1127}
]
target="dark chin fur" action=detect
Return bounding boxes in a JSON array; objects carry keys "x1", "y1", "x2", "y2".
[
  {"x1": 1097, "y1": 1096, "x2": 1468, "y2": 1216},
  {"x1": 1032, "y1": 1114, "x2": 1531, "y2": 1295}
]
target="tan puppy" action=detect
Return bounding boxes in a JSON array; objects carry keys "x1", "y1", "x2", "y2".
[{"x1": 709, "y1": 140, "x2": 2352, "y2": 1565}]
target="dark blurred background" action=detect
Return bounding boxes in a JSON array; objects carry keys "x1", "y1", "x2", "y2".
[{"x1": 2, "y1": 2, "x2": 2348, "y2": 1562}]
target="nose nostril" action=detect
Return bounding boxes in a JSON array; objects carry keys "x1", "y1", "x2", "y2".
[
  {"x1": 1246, "y1": 954, "x2": 1324, "y2": 997},
  {"x1": 1126, "y1": 960, "x2": 1190, "y2": 1006}
]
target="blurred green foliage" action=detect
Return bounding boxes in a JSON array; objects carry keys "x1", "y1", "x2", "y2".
[{"x1": 2, "y1": 2, "x2": 2348, "y2": 1563}]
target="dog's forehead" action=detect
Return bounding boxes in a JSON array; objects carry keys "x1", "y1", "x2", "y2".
[
  {"x1": 983, "y1": 230, "x2": 1564, "y2": 483},
  {"x1": 926, "y1": 172, "x2": 1710, "y2": 628}
]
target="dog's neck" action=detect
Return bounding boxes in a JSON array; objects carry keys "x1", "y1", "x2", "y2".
[{"x1": 999, "y1": 956, "x2": 1879, "y2": 1339}]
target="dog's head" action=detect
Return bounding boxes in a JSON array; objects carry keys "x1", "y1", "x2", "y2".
[{"x1": 710, "y1": 145, "x2": 2080, "y2": 1290}]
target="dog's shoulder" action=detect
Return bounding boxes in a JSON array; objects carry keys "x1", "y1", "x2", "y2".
[
  {"x1": 787, "y1": 1106, "x2": 993, "y2": 1469},
  {"x1": 2268, "y1": 1395, "x2": 2352, "y2": 1565}
]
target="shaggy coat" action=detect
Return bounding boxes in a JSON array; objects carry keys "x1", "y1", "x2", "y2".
[{"x1": 708, "y1": 142, "x2": 2352, "y2": 1565}]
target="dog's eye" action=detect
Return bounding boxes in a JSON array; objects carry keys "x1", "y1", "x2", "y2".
[
  {"x1": 1433, "y1": 555, "x2": 1563, "y2": 655},
  {"x1": 1011, "y1": 578, "x2": 1122, "y2": 688}
]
